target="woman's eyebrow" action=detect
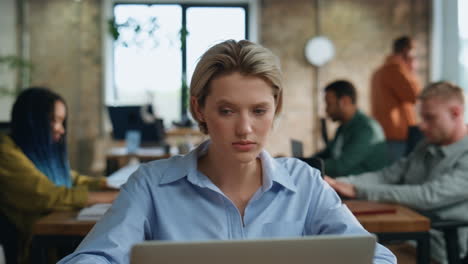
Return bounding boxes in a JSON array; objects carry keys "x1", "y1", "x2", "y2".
[
  {"x1": 215, "y1": 99, "x2": 272, "y2": 106},
  {"x1": 253, "y1": 102, "x2": 272, "y2": 107},
  {"x1": 215, "y1": 99, "x2": 235, "y2": 106}
]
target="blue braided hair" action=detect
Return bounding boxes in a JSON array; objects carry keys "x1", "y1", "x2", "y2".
[{"x1": 11, "y1": 87, "x2": 72, "y2": 187}]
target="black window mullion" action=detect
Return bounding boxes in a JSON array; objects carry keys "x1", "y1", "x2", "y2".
[
  {"x1": 181, "y1": 4, "x2": 188, "y2": 121},
  {"x1": 244, "y1": 5, "x2": 249, "y2": 39}
]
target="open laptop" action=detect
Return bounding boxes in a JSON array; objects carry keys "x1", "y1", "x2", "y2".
[
  {"x1": 291, "y1": 139, "x2": 304, "y2": 158},
  {"x1": 130, "y1": 235, "x2": 376, "y2": 264}
]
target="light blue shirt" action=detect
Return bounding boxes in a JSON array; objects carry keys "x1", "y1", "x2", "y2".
[{"x1": 59, "y1": 141, "x2": 396, "y2": 264}]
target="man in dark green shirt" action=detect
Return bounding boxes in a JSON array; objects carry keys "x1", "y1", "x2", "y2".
[{"x1": 301, "y1": 80, "x2": 388, "y2": 177}]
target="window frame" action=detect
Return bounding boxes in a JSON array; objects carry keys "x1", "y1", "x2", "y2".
[{"x1": 103, "y1": 0, "x2": 259, "y2": 122}]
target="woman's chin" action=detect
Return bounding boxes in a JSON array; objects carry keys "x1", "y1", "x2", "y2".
[{"x1": 231, "y1": 151, "x2": 261, "y2": 164}]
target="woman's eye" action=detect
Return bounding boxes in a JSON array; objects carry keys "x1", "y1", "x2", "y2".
[
  {"x1": 253, "y1": 108, "x2": 267, "y2": 115},
  {"x1": 219, "y1": 108, "x2": 233, "y2": 115}
]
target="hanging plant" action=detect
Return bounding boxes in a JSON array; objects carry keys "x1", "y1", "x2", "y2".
[
  {"x1": 0, "y1": 55, "x2": 33, "y2": 96},
  {"x1": 107, "y1": 16, "x2": 160, "y2": 49},
  {"x1": 179, "y1": 26, "x2": 189, "y2": 51}
]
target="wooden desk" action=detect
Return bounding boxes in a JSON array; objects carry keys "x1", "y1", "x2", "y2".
[
  {"x1": 106, "y1": 146, "x2": 170, "y2": 174},
  {"x1": 344, "y1": 200, "x2": 431, "y2": 264},
  {"x1": 34, "y1": 201, "x2": 430, "y2": 234},
  {"x1": 32, "y1": 201, "x2": 431, "y2": 264},
  {"x1": 32, "y1": 210, "x2": 91, "y2": 264},
  {"x1": 33, "y1": 211, "x2": 94, "y2": 237},
  {"x1": 345, "y1": 200, "x2": 430, "y2": 232},
  {"x1": 165, "y1": 127, "x2": 204, "y2": 137}
]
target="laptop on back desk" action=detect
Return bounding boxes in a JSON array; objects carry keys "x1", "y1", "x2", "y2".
[
  {"x1": 130, "y1": 235, "x2": 376, "y2": 264},
  {"x1": 291, "y1": 139, "x2": 304, "y2": 158}
]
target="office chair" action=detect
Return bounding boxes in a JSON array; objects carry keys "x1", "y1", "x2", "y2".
[
  {"x1": 432, "y1": 219, "x2": 468, "y2": 264},
  {"x1": 405, "y1": 125, "x2": 424, "y2": 156},
  {"x1": 417, "y1": 210, "x2": 468, "y2": 264},
  {"x1": 320, "y1": 118, "x2": 329, "y2": 146}
]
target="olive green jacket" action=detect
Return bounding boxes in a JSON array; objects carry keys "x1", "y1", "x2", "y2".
[{"x1": 0, "y1": 133, "x2": 105, "y2": 262}]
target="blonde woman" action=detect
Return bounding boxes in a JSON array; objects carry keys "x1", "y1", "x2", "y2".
[{"x1": 59, "y1": 40, "x2": 396, "y2": 264}]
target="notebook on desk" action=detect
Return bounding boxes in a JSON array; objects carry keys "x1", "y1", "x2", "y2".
[
  {"x1": 77, "y1": 203, "x2": 112, "y2": 221},
  {"x1": 106, "y1": 162, "x2": 140, "y2": 189},
  {"x1": 131, "y1": 235, "x2": 376, "y2": 264}
]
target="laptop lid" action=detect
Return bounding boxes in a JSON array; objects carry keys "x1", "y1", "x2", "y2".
[
  {"x1": 130, "y1": 235, "x2": 376, "y2": 264},
  {"x1": 291, "y1": 139, "x2": 304, "y2": 158}
]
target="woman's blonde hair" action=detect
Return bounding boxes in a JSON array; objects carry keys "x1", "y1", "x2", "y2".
[{"x1": 189, "y1": 39, "x2": 283, "y2": 134}]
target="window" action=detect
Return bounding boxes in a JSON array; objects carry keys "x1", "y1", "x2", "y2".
[
  {"x1": 105, "y1": 1, "x2": 255, "y2": 127},
  {"x1": 458, "y1": 0, "x2": 468, "y2": 90}
]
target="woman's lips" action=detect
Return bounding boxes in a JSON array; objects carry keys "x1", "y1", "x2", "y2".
[{"x1": 232, "y1": 141, "x2": 256, "y2": 151}]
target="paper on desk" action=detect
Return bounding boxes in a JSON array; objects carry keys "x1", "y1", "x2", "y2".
[
  {"x1": 106, "y1": 162, "x2": 140, "y2": 188},
  {"x1": 77, "y1": 203, "x2": 112, "y2": 221}
]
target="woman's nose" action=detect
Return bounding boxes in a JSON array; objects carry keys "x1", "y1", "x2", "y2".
[
  {"x1": 235, "y1": 114, "x2": 253, "y2": 136},
  {"x1": 57, "y1": 123, "x2": 65, "y2": 135}
]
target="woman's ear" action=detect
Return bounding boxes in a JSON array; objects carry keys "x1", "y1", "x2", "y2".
[{"x1": 190, "y1": 96, "x2": 205, "y2": 122}]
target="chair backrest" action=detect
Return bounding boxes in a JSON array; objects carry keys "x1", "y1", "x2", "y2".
[
  {"x1": 320, "y1": 118, "x2": 329, "y2": 146},
  {"x1": 405, "y1": 126, "x2": 424, "y2": 156}
]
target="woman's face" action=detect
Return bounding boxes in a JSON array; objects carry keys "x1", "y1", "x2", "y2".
[
  {"x1": 194, "y1": 72, "x2": 276, "y2": 163},
  {"x1": 51, "y1": 100, "x2": 66, "y2": 143}
]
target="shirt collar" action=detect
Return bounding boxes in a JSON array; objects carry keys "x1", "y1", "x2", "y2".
[
  {"x1": 259, "y1": 150, "x2": 297, "y2": 192},
  {"x1": 425, "y1": 136, "x2": 468, "y2": 158},
  {"x1": 159, "y1": 140, "x2": 297, "y2": 192},
  {"x1": 158, "y1": 140, "x2": 209, "y2": 185},
  {"x1": 438, "y1": 136, "x2": 468, "y2": 157}
]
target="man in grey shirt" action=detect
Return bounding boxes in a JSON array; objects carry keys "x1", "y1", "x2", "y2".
[{"x1": 326, "y1": 81, "x2": 468, "y2": 264}]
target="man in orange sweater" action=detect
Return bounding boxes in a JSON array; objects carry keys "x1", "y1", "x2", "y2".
[{"x1": 371, "y1": 36, "x2": 421, "y2": 163}]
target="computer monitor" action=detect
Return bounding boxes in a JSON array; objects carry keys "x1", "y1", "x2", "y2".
[{"x1": 107, "y1": 105, "x2": 165, "y2": 145}]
